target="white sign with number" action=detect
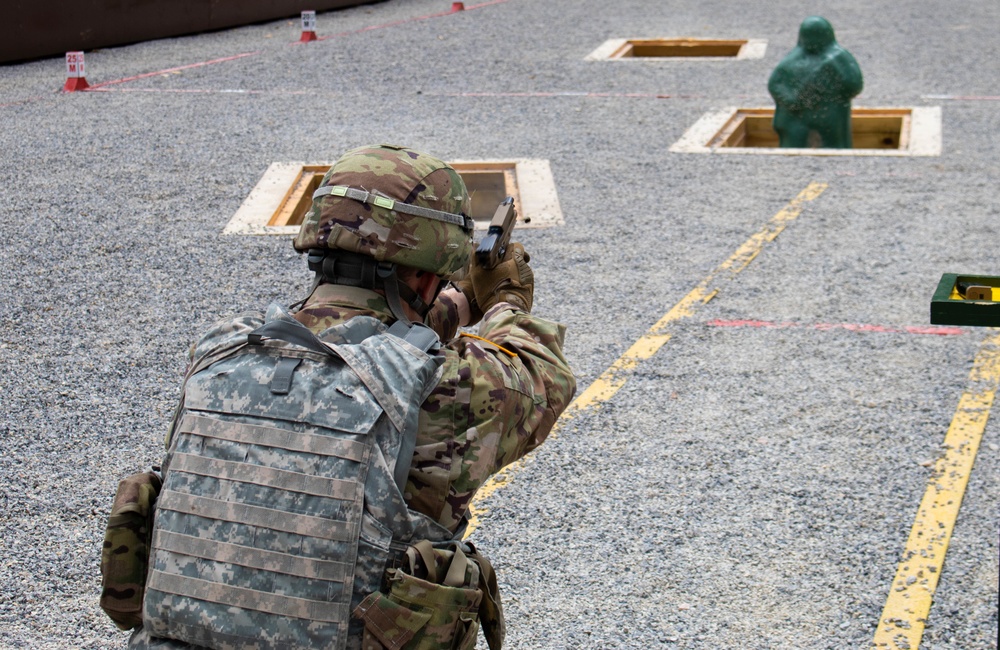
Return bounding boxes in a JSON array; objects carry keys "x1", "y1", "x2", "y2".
[
  {"x1": 301, "y1": 11, "x2": 316, "y2": 32},
  {"x1": 66, "y1": 51, "x2": 85, "y2": 78}
]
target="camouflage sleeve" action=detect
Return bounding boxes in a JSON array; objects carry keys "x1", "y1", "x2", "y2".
[
  {"x1": 474, "y1": 303, "x2": 576, "y2": 465},
  {"x1": 423, "y1": 290, "x2": 462, "y2": 342},
  {"x1": 407, "y1": 302, "x2": 575, "y2": 529}
]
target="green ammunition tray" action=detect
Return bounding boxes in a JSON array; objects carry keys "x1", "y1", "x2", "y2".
[{"x1": 930, "y1": 273, "x2": 1000, "y2": 327}]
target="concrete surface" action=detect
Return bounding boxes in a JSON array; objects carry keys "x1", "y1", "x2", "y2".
[{"x1": 0, "y1": 1, "x2": 996, "y2": 648}]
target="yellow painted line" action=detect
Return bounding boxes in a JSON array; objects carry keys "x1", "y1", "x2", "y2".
[
  {"x1": 465, "y1": 181, "x2": 828, "y2": 537},
  {"x1": 873, "y1": 330, "x2": 1000, "y2": 650},
  {"x1": 571, "y1": 181, "x2": 827, "y2": 415}
]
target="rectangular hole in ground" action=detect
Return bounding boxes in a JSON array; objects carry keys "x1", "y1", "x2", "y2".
[
  {"x1": 712, "y1": 109, "x2": 908, "y2": 149},
  {"x1": 267, "y1": 166, "x2": 326, "y2": 227},
  {"x1": 614, "y1": 39, "x2": 746, "y2": 58},
  {"x1": 450, "y1": 162, "x2": 521, "y2": 225},
  {"x1": 267, "y1": 163, "x2": 521, "y2": 228}
]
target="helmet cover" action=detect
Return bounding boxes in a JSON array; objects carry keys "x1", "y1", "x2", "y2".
[{"x1": 294, "y1": 144, "x2": 473, "y2": 277}]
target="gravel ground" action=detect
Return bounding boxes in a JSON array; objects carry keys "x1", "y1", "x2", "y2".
[{"x1": 1, "y1": 0, "x2": 997, "y2": 648}]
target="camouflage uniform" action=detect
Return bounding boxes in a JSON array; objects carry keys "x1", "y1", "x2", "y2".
[
  {"x1": 289, "y1": 143, "x2": 576, "y2": 532},
  {"x1": 126, "y1": 144, "x2": 575, "y2": 649},
  {"x1": 127, "y1": 289, "x2": 573, "y2": 649},
  {"x1": 293, "y1": 284, "x2": 576, "y2": 533}
]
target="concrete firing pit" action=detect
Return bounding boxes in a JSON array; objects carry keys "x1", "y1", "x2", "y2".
[
  {"x1": 670, "y1": 107, "x2": 942, "y2": 156},
  {"x1": 224, "y1": 160, "x2": 564, "y2": 236},
  {"x1": 586, "y1": 38, "x2": 767, "y2": 61}
]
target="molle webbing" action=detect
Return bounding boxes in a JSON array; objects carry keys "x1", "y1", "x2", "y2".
[
  {"x1": 156, "y1": 489, "x2": 355, "y2": 541},
  {"x1": 181, "y1": 413, "x2": 366, "y2": 462},
  {"x1": 166, "y1": 453, "x2": 358, "y2": 500},
  {"x1": 147, "y1": 570, "x2": 347, "y2": 624},
  {"x1": 152, "y1": 530, "x2": 349, "y2": 582},
  {"x1": 142, "y1": 310, "x2": 450, "y2": 650},
  {"x1": 145, "y1": 408, "x2": 368, "y2": 648}
]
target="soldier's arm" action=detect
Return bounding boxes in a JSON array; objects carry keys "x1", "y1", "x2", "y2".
[
  {"x1": 406, "y1": 302, "x2": 574, "y2": 529},
  {"x1": 473, "y1": 303, "x2": 576, "y2": 466},
  {"x1": 423, "y1": 287, "x2": 469, "y2": 342}
]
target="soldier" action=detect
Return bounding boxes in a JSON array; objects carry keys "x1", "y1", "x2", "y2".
[
  {"x1": 124, "y1": 144, "x2": 576, "y2": 649},
  {"x1": 768, "y1": 16, "x2": 864, "y2": 148}
]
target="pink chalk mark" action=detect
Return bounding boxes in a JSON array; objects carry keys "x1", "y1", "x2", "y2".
[
  {"x1": 315, "y1": 0, "x2": 511, "y2": 42},
  {"x1": 44, "y1": 0, "x2": 512, "y2": 97},
  {"x1": 86, "y1": 51, "x2": 261, "y2": 90}
]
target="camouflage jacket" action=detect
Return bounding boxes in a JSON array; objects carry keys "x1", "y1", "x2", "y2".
[{"x1": 289, "y1": 283, "x2": 576, "y2": 533}]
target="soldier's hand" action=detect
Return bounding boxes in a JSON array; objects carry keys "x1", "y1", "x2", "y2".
[{"x1": 471, "y1": 242, "x2": 534, "y2": 314}]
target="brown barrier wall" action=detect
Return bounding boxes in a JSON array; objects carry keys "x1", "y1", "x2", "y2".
[{"x1": 2, "y1": 0, "x2": 382, "y2": 63}]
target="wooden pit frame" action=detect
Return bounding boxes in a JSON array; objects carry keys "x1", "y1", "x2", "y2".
[
  {"x1": 586, "y1": 38, "x2": 768, "y2": 61},
  {"x1": 224, "y1": 160, "x2": 564, "y2": 236},
  {"x1": 670, "y1": 107, "x2": 942, "y2": 156}
]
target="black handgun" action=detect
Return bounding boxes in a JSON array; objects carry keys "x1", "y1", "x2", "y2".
[{"x1": 475, "y1": 197, "x2": 517, "y2": 270}]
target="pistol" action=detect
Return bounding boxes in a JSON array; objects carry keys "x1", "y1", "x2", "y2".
[
  {"x1": 958, "y1": 283, "x2": 995, "y2": 301},
  {"x1": 475, "y1": 197, "x2": 517, "y2": 269}
]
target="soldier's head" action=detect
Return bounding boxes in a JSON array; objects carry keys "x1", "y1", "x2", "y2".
[
  {"x1": 798, "y1": 16, "x2": 835, "y2": 54},
  {"x1": 293, "y1": 144, "x2": 474, "y2": 324}
]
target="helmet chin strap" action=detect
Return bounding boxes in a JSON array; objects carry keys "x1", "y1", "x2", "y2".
[
  {"x1": 376, "y1": 262, "x2": 414, "y2": 326},
  {"x1": 304, "y1": 249, "x2": 433, "y2": 325}
]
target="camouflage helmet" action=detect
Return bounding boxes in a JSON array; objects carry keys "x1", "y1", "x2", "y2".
[{"x1": 294, "y1": 144, "x2": 474, "y2": 277}]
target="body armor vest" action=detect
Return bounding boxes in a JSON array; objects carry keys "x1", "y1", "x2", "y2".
[{"x1": 139, "y1": 307, "x2": 453, "y2": 650}]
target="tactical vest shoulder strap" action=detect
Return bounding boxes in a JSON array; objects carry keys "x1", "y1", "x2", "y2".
[
  {"x1": 248, "y1": 318, "x2": 338, "y2": 358},
  {"x1": 245, "y1": 315, "x2": 439, "y2": 493},
  {"x1": 251, "y1": 311, "x2": 440, "y2": 355},
  {"x1": 386, "y1": 320, "x2": 441, "y2": 353}
]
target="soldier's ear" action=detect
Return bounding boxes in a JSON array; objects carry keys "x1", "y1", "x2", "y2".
[{"x1": 415, "y1": 272, "x2": 443, "y2": 303}]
